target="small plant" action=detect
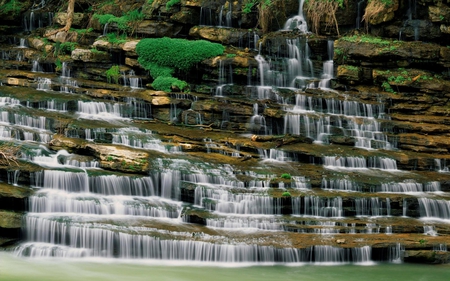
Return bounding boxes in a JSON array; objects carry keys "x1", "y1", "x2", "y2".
[
  {"x1": 226, "y1": 54, "x2": 237, "y2": 58},
  {"x1": 54, "y1": 58, "x2": 62, "y2": 72},
  {"x1": 382, "y1": 81, "x2": 396, "y2": 94},
  {"x1": 59, "y1": 42, "x2": 78, "y2": 55},
  {"x1": 281, "y1": 173, "x2": 291, "y2": 179},
  {"x1": 419, "y1": 239, "x2": 427, "y2": 245},
  {"x1": 152, "y1": 76, "x2": 188, "y2": 92},
  {"x1": 106, "y1": 65, "x2": 120, "y2": 84},
  {"x1": 106, "y1": 156, "x2": 114, "y2": 161},
  {"x1": 1, "y1": 0, "x2": 23, "y2": 17},
  {"x1": 282, "y1": 191, "x2": 291, "y2": 197},
  {"x1": 166, "y1": 0, "x2": 181, "y2": 10},
  {"x1": 105, "y1": 32, "x2": 127, "y2": 45}
]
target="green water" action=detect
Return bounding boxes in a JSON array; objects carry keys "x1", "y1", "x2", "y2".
[{"x1": 0, "y1": 253, "x2": 448, "y2": 281}]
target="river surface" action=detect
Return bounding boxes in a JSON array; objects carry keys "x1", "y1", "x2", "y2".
[{"x1": 1, "y1": 252, "x2": 449, "y2": 281}]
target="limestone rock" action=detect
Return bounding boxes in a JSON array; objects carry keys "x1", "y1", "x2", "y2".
[
  {"x1": 151, "y1": 96, "x2": 171, "y2": 106},
  {"x1": 136, "y1": 20, "x2": 183, "y2": 37},
  {"x1": 71, "y1": 48, "x2": 111, "y2": 63},
  {"x1": 337, "y1": 65, "x2": 360, "y2": 83},
  {"x1": 189, "y1": 26, "x2": 258, "y2": 45},
  {"x1": 429, "y1": 4, "x2": 450, "y2": 23},
  {"x1": 367, "y1": 0, "x2": 399, "y2": 25},
  {"x1": 122, "y1": 40, "x2": 140, "y2": 56},
  {"x1": 54, "y1": 12, "x2": 86, "y2": 27},
  {"x1": 0, "y1": 211, "x2": 22, "y2": 229},
  {"x1": 44, "y1": 29, "x2": 78, "y2": 43}
]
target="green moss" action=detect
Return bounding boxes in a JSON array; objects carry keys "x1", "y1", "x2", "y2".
[
  {"x1": 152, "y1": 76, "x2": 188, "y2": 92},
  {"x1": 281, "y1": 173, "x2": 291, "y2": 179}
]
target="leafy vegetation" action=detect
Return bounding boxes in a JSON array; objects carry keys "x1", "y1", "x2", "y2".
[
  {"x1": 136, "y1": 37, "x2": 224, "y2": 92},
  {"x1": 0, "y1": 0, "x2": 23, "y2": 17},
  {"x1": 152, "y1": 76, "x2": 188, "y2": 92},
  {"x1": 166, "y1": 0, "x2": 181, "y2": 10},
  {"x1": 282, "y1": 191, "x2": 292, "y2": 197},
  {"x1": 281, "y1": 173, "x2": 292, "y2": 180},
  {"x1": 105, "y1": 32, "x2": 127, "y2": 45},
  {"x1": 94, "y1": 9, "x2": 144, "y2": 34},
  {"x1": 106, "y1": 65, "x2": 120, "y2": 84}
]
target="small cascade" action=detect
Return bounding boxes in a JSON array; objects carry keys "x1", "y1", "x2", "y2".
[
  {"x1": 292, "y1": 196, "x2": 343, "y2": 217},
  {"x1": 368, "y1": 157, "x2": 397, "y2": 170},
  {"x1": 418, "y1": 198, "x2": 450, "y2": 219},
  {"x1": 218, "y1": 3, "x2": 232, "y2": 27},
  {"x1": 184, "y1": 109, "x2": 203, "y2": 125},
  {"x1": 205, "y1": 217, "x2": 283, "y2": 230},
  {"x1": 355, "y1": 198, "x2": 390, "y2": 217},
  {"x1": 77, "y1": 101, "x2": 124, "y2": 119},
  {"x1": 122, "y1": 70, "x2": 143, "y2": 89},
  {"x1": 318, "y1": 40, "x2": 334, "y2": 89},
  {"x1": 379, "y1": 181, "x2": 440, "y2": 193},
  {"x1": 435, "y1": 159, "x2": 449, "y2": 172},
  {"x1": 321, "y1": 178, "x2": 361, "y2": 192},
  {"x1": 323, "y1": 156, "x2": 367, "y2": 169},
  {"x1": 36, "y1": 78, "x2": 51, "y2": 91},
  {"x1": 283, "y1": 0, "x2": 308, "y2": 33},
  {"x1": 199, "y1": 7, "x2": 214, "y2": 26},
  {"x1": 17, "y1": 38, "x2": 28, "y2": 48},
  {"x1": 355, "y1": 0, "x2": 366, "y2": 29},
  {"x1": 195, "y1": 186, "x2": 281, "y2": 215},
  {"x1": 123, "y1": 97, "x2": 151, "y2": 119},
  {"x1": 31, "y1": 60, "x2": 43, "y2": 72},
  {"x1": 259, "y1": 149, "x2": 293, "y2": 162},
  {"x1": 214, "y1": 60, "x2": 233, "y2": 96},
  {"x1": 59, "y1": 62, "x2": 78, "y2": 93},
  {"x1": 248, "y1": 103, "x2": 269, "y2": 135},
  {"x1": 103, "y1": 23, "x2": 109, "y2": 36},
  {"x1": 433, "y1": 244, "x2": 447, "y2": 252},
  {"x1": 111, "y1": 127, "x2": 180, "y2": 153},
  {"x1": 423, "y1": 225, "x2": 438, "y2": 236}
]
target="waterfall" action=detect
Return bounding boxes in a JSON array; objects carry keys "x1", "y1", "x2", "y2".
[
  {"x1": 418, "y1": 198, "x2": 450, "y2": 219},
  {"x1": 32, "y1": 60, "x2": 43, "y2": 72},
  {"x1": 283, "y1": 0, "x2": 308, "y2": 33},
  {"x1": 318, "y1": 40, "x2": 334, "y2": 89},
  {"x1": 60, "y1": 62, "x2": 78, "y2": 93},
  {"x1": 214, "y1": 60, "x2": 233, "y2": 96},
  {"x1": 322, "y1": 178, "x2": 361, "y2": 192}
]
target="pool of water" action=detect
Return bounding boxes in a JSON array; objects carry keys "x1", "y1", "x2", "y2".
[{"x1": 1, "y1": 252, "x2": 449, "y2": 281}]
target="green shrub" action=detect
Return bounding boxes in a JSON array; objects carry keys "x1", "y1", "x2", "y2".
[
  {"x1": 282, "y1": 191, "x2": 291, "y2": 197},
  {"x1": 281, "y1": 173, "x2": 291, "y2": 179},
  {"x1": 56, "y1": 42, "x2": 77, "y2": 55},
  {"x1": 136, "y1": 37, "x2": 224, "y2": 73},
  {"x1": 136, "y1": 37, "x2": 224, "y2": 92},
  {"x1": 1, "y1": 0, "x2": 23, "y2": 17},
  {"x1": 106, "y1": 65, "x2": 120, "y2": 84},
  {"x1": 94, "y1": 10, "x2": 144, "y2": 33},
  {"x1": 106, "y1": 32, "x2": 127, "y2": 44},
  {"x1": 152, "y1": 76, "x2": 188, "y2": 92}
]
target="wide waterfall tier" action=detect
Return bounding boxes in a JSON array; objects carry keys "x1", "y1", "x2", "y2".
[{"x1": 283, "y1": 94, "x2": 393, "y2": 149}]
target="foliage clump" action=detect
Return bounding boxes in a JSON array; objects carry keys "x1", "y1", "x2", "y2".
[
  {"x1": 94, "y1": 10, "x2": 144, "y2": 35},
  {"x1": 282, "y1": 191, "x2": 292, "y2": 197},
  {"x1": 136, "y1": 37, "x2": 224, "y2": 92},
  {"x1": 106, "y1": 65, "x2": 120, "y2": 84},
  {"x1": 0, "y1": 0, "x2": 23, "y2": 17},
  {"x1": 281, "y1": 173, "x2": 292, "y2": 180}
]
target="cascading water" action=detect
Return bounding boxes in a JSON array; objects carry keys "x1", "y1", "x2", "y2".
[{"x1": 283, "y1": 0, "x2": 308, "y2": 33}]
